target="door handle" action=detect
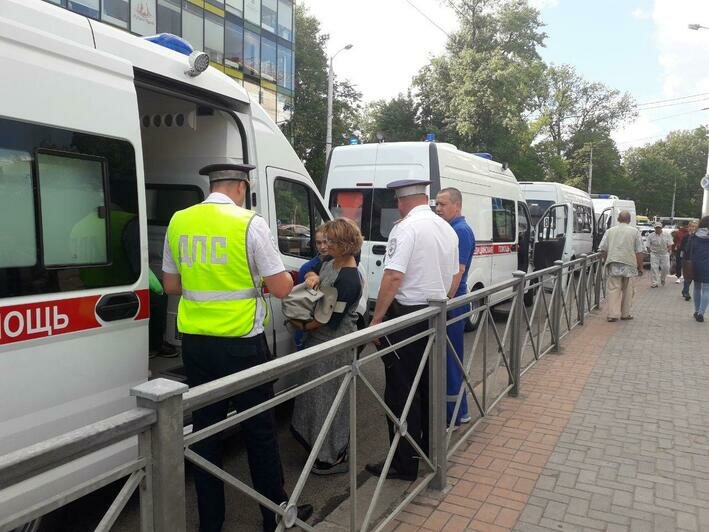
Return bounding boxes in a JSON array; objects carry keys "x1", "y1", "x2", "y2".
[
  {"x1": 96, "y1": 292, "x2": 140, "y2": 321},
  {"x1": 372, "y1": 245, "x2": 386, "y2": 255}
]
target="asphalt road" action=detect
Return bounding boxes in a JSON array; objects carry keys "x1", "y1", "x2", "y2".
[{"x1": 40, "y1": 302, "x2": 555, "y2": 531}]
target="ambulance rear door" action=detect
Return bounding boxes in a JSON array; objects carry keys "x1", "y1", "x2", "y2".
[{"x1": 0, "y1": 4, "x2": 147, "y2": 517}]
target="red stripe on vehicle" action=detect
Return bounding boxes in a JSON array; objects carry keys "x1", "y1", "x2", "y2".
[
  {"x1": 473, "y1": 244, "x2": 518, "y2": 256},
  {"x1": 135, "y1": 289, "x2": 150, "y2": 321}
]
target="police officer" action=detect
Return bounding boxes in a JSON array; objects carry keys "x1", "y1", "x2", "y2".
[
  {"x1": 435, "y1": 187, "x2": 475, "y2": 426},
  {"x1": 366, "y1": 179, "x2": 458, "y2": 481},
  {"x1": 162, "y1": 163, "x2": 312, "y2": 532}
]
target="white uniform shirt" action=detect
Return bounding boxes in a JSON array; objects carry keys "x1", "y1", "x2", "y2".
[
  {"x1": 162, "y1": 192, "x2": 285, "y2": 337},
  {"x1": 384, "y1": 205, "x2": 459, "y2": 305},
  {"x1": 646, "y1": 232, "x2": 672, "y2": 255}
]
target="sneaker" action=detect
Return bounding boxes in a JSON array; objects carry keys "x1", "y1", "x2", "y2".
[
  {"x1": 696, "y1": 313, "x2": 705, "y2": 323},
  {"x1": 650, "y1": 284, "x2": 657, "y2": 288},
  {"x1": 676, "y1": 277, "x2": 683, "y2": 284},
  {"x1": 684, "y1": 295, "x2": 691, "y2": 301},
  {"x1": 460, "y1": 414, "x2": 472, "y2": 424}
]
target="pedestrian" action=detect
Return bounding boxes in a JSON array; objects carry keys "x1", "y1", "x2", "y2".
[
  {"x1": 598, "y1": 210, "x2": 644, "y2": 322},
  {"x1": 673, "y1": 221, "x2": 690, "y2": 283},
  {"x1": 680, "y1": 220, "x2": 698, "y2": 301},
  {"x1": 646, "y1": 222, "x2": 672, "y2": 287},
  {"x1": 365, "y1": 179, "x2": 458, "y2": 481},
  {"x1": 162, "y1": 163, "x2": 312, "y2": 532},
  {"x1": 289, "y1": 218, "x2": 363, "y2": 475},
  {"x1": 684, "y1": 216, "x2": 709, "y2": 323},
  {"x1": 435, "y1": 187, "x2": 475, "y2": 427}
]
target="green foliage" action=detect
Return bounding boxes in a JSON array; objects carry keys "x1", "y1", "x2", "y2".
[
  {"x1": 285, "y1": 5, "x2": 362, "y2": 189},
  {"x1": 361, "y1": 93, "x2": 424, "y2": 143},
  {"x1": 624, "y1": 127, "x2": 707, "y2": 217}
]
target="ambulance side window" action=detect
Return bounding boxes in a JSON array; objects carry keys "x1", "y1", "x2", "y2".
[
  {"x1": 274, "y1": 178, "x2": 329, "y2": 258},
  {"x1": 0, "y1": 117, "x2": 139, "y2": 298},
  {"x1": 492, "y1": 197, "x2": 516, "y2": 243}
]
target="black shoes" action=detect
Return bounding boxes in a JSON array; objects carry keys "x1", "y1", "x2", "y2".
[
  {"x1": 694, "y1": 313, "x2": 705, "y2": 323},
  {"x1": 365, "y1": 461, "x2": 417, "y2": 481},
  {"x1": 684, "y1": 294, "x2": 691, "y2": 301}
]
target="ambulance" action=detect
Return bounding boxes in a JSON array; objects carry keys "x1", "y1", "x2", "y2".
[
  {"x1": 0, "y1": 0, "x2": 329, "y2": 521},
  {"x1": 324, "y1": 142, "x2": 536, "y2": 325}
]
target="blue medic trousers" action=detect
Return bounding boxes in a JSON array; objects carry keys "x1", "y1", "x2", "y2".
[{"x1": 446, "y1": 304, "x2": 469, "y2": 425}]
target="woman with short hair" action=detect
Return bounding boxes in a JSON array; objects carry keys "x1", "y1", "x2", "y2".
[{"x1": 289, "y1": 218, "x2": 363, "y2": 474}]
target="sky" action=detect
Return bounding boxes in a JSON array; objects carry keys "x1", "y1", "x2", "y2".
[{"x1": 301, "y1": 0, "x2": 709, "y2": 150}]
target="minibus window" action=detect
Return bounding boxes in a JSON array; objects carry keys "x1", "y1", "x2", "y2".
[
  {"x1": 572, "y1": 204, "x2": 592, "y2": 233},
  {"x1": 0, "y1": 149, "x2": 37, "y2": 268},
  {"x1": 492, "y1": 197, "x2": 516, "y2": 242},
  {"x1": 275, "y1": 179, "x2": 316, "y2": 258},
  {"x1": 37, "y1": 151, "x2": 109, "y2": 267},
  {"x1": 330, "y1": 190, "x2": 365, "y2": 230},
  {"x1": 146, "y1": 186, "x2": 204, "y2": 226},
  {"x1": 371, "y1": 189, "x2": 398, "y2": 242},
  {"x1": 0, "y1": 117, "x2": 138, "y2": 298},
  {"x1": 527, "y1": 199, "x2": 553, "y2": 226}
]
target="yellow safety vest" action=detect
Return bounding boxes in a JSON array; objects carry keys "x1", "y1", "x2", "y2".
[{"x1": 167, "y1": 202, "x2": 260, "y2": 337}]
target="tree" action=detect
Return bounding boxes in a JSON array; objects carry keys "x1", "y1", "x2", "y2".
[
  {"x1": 622, "y1": 127, "x2": 708, "y2": 217},
  {"x1": 532, "y1": 64, "x2": 636, "y2": 183},
  {"x1": 285, "y1": 5, "x2": 362, "y2": 189},
  {"x1": 412, "y1": 0, "x2": 548, "y2": 177},
  {"x1": 360, "y1": 93, "x2": 424, "y2": 143}
]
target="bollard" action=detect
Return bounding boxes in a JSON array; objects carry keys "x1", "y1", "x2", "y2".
[
  {"x1": 428, "y1": 298, "x2": 448, "y2": 491},
  {"x1": 551, "y1": 260, "x2": 564, "y2": 352},
  {"x1": 131, "y1": 378, "x2": 188, "y2": 532},
  {"x1": 509, "y1": 271, "x2": 526, "y2": 397},
  {"x1": 578, "y1": 254, "x2": 588, "y2": 325}
]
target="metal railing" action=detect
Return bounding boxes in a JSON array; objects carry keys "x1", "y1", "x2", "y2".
[{"x1": 0, "y1": 253, "x2": 605, "y2": 532}]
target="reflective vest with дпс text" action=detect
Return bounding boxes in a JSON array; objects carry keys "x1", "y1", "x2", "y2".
[{"x1": 167, "y1": 203, "x2": 259, "y2": 337}]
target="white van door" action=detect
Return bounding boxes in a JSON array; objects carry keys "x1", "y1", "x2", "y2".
[
  {"x1": 266, "y1": 167, "x2": 329, "y2": 357},
  {"x1": 490, "y1": 197, "x2": 520, "y2": 287},
  {"x1": 0, "y1": 13, "x2": 147, "y2": 516}
]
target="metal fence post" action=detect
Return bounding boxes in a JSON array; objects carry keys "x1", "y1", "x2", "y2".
[
  {"x1": 131, "y1": 378, "x2": 188, "y2": 532},
  {"x1": 578, "y1": 254, "x2": 588, "y2": 325},
  {"x1": 552, "y1": 260, "x2": 564, "y2": 352},
  {"x1": 594, "y1": 255, "x2": 603, "y2": 309},
  {"x1": 509, "y1": 271, "x2": 526, "y2": 397},
  {"x1": 428, "y1": 298, "x2": 448, "y2": 491}
]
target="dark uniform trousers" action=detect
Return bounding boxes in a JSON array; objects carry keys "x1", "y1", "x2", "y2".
[
  {"x1": 182, "y1": 333, "x2": 287, "y2": 532},
  {"x1": 383, "y1": 300, "x2": 430, "y2": 478}
]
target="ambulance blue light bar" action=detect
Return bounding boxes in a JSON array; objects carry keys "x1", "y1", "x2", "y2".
[
  {"x1": 473, "y1": 153, "x2": 493, "y2": 160},
  {"x1": 591, "y1": 194, "x2": 611, "y2": 199},
  {"x1": 425, "y1": 133, "x2": 436, "y2": 142},
  {"x1": 144, "y1": 33, "x2": 194, "y2": 56}
]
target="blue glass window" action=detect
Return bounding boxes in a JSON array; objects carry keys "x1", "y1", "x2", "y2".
[{"x1": 261, "y1": 37, "x2": 277, "y2": 82}]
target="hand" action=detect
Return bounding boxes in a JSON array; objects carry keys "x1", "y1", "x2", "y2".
[
  {"x1": 304, "y1": 275, "x2": 320, "y2": 289},
  {"x1": 369, "y1": 316, "x2": 383, "y2": 346},
  {"x1": 289, "y1": 319, "x2": 304, "y2": 331}
]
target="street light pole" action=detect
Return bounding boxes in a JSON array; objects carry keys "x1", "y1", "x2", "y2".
[
  {"x1": 688, "y1": 23, "x2": 709, "y2": 216},
  {"x1": 587, "y1": 143, "x2": 594, "y2": 195},
  {"x1": 325, "y1": 44, "x2": 353, "y2": 163}
]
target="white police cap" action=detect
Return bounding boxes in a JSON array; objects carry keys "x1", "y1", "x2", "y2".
[{"x1": 386, "y1": 179, "x2": 432, "y2": 198}]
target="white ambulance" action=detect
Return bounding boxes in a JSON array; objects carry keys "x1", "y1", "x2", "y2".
[
  {"x1": 0, "y1": 0, "x2": 329, "y2": 520},
  {"x1": 324, "y1": 142, "x2": 534, "y2": 323},
  {"x1": 520, "y1": 182, "x2": 595, "y2": 264}
]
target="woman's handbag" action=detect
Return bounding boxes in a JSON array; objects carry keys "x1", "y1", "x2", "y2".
[{"x1": 282, "y1": 282, "x2": 338, "y2": 323}]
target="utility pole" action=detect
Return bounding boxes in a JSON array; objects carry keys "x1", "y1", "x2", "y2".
[
  {"x1": 325, "y1": 44, "x2": 353, "y2": 162},
  {"x1": 671, "y1": 175, "x2": 677, "y2": 223},
  {"x1": 587, "y1": 143, "x2": 594, "y2": 195},
  {"x1": 703, "y1": 134, "x2": 709, "y2": 217}
]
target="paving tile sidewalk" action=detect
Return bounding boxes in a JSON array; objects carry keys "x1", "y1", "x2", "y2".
[{"x1": 385, "y1": 275, "x2": 709, "y2": 532}]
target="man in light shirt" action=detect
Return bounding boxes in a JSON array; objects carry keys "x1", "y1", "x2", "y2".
[
  {"x1": 366, "y1": 179, "x2": 458, "y2": 481},
  {"x1": 598, "y1": 211, "x2": 644, "y2": 322},
  {"x1": 646, "y1": 222, "x2": 672, "y2": 287}
]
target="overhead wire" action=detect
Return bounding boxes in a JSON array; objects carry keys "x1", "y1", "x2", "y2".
[
  {"x1": 403, "y1": 0, "x2": 451, "y2": 37},
  {"x1": 637, "y1": 91, "x2": 709, "y2": 108}
]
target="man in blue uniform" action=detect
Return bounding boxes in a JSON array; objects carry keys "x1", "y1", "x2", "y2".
[{"x1": 436, "y1": 187, "x2": 475, "y2": 426}]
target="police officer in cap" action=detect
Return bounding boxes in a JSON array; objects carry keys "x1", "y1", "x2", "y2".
[
  {"x1": 162, "y1": 163, "x2": 312, "y2": 531},
  {"x1": 366, "y1": 179, "x2": 458, "y2": 481}
]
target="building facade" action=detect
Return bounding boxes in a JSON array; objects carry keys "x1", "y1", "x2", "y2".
[{"x1": 44, "y1": 0, "x2": 294, "y2": 124}]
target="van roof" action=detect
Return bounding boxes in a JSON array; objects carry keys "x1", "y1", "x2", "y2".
[{"x1": 8, "y1": 0, "x2": 250, "y2": 106}]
